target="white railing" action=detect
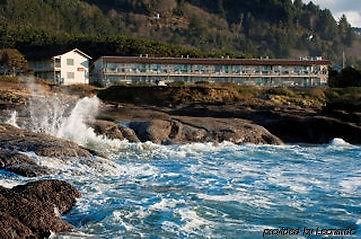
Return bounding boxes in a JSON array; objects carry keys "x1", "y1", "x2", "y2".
[{"x1": 102, "y1": 71, "x2": 322, "y2": 79}]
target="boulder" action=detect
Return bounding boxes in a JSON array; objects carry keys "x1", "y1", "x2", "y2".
[
  {"x1": 0, "y1": 124, "x2": 93, "y2": 158},
  {"x1": 0, "y1": 148, "x2": 34, "y2": 168},
  {"x1": 118, "y1": 125, "x2": 140, "y2": 143},
  {"x1": 0, "y1": 213, "x2": 34, "y2": 239},
  {"x1": 263, "y1": 115, "x2": 361, "y2": 144},
  {"x1": 172, "y1": 104, "x2": 361, "y2": 145},
  {"x1": 0, "y1": 180, "x2": 80, "y2": 238},
  {"x1": 129, "y1": 120, "x2": 173, "y2": 144},
  {"x1": 12, "y1": 180, "x2": 81, "y2": 214},
  {"x1": 172, "y1": 116, "x2": 283, "y2": 145},
  {"x1": 89, "y1": 120, "x2": 124, "y2": 140},
  {"x1": 0, "y1": 148, "x2": 49, "y2": 177},
  {"x1": 128, "y1": 117, "x2": 282, "y2": 145},
  {"x1": 89, "y1": 120, "x2": 140, "y2": 143},
  {"x1": 4, "y1": 164, "x2": 49, "y2": 178}
]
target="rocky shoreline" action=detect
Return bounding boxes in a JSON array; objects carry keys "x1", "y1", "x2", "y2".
[
  {"x1": 94, "y1": 85, "x2": 361, "y2": 145},
  {"x1": 0, "y1": 123, "x2": 98, "y2": 238},
  {"x1": 92, "y1": 102, "x2": 361, "y2": 145},
  {"x1": 0, "y1": 82, "x2": 360, "y2": 237},
  {"x1": 0, "y1": 179, "x2": 80, "y2": 238}
]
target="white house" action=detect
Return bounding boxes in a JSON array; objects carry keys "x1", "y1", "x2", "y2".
[{"x1": 29, "y1": 48, "x2": 91, "y2": 85}]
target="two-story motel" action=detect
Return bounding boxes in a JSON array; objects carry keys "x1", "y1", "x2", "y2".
[{"x1": 92, "y1": 56, "x2": 329, "y2": 87}]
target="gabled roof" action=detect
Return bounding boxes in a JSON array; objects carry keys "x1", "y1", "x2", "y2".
[
  {"x1": 27, "y1": 48, "x2": 92, "y2": 61},
  {"x1": 54, "y1": 48, "x2": 92, "y2": 59}
]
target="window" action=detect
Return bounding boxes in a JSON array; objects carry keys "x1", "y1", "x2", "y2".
[
  {"x1": 67, "y1": 72, "x2": 75, "y2": 79},
  {"x1": 67, "y1": 59, "x2": 74, "y2": 66},
  {"x1": 54, "y1": 58, "x2": 61, "y2": 68}
]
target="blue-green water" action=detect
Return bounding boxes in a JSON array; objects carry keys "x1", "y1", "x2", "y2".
[{"x1": 1, "y1": 140, "x2": 360, "y2": 238}]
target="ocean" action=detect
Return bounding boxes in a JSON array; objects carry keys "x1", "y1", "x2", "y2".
[
  {"x1": 2, "y1": 140, "x2": 360, "y2": 238},
  {"x1": 1, "y1": 97, "x2": 360, "y2": 238}
]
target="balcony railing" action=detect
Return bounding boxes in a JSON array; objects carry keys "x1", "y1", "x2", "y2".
[{"x1": 101, "y1": 70, "x2": 323, "y2": 79}]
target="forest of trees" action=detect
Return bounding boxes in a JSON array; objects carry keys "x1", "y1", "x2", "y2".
[{"x1": 0, "y1": 0, "x2": 359, "y2": 67}]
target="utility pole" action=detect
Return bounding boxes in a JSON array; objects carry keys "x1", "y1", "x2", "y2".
[{"x1": 342, "y1": 50, "x2": 346, "y2": 69}]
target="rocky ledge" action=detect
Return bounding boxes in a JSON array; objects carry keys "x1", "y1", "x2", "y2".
[
  {"x1": 0, "y1": 148, "x2": 49, "y2": 177},
  {"x1": 94, "y1": 102, "x2": 361, "y2": 145},
  {"x1": 0, "y1": 123, "x2": 98, "y2": 238},
  {"x1": 0, "y1": 124, "x2": 93, "y2": 158},
  {"x1": 91, "y1": 116, "x2": 282, "y2": 145},
  {"x1": 170, "y1": 104, "x2": 361, "y2": 145},
  {"x1": 0, "y1": 180, "x2": 80, "y2": 239}
]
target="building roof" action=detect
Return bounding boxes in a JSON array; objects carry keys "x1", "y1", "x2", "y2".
[
  {"x1": 97, "y1": 56, "x2": 330, "y2": 66},
  {"x1": 27, "y1": 48, "x2": 91, "y2": 61},
  {"x1": 54, "y1": 48, "x2": 92, "y2": 59}
]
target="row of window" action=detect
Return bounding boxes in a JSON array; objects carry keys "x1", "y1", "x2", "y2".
[
  {"x1": 103, "y1": 68, "x2": 324, "y2": 75},
  {"x1": 103, "y1": 63, "x2": 319, "y2": 71},
  {"x1": 101, "y1": 64, "x2": 325, "y2": 75},
  {"x1": 101, "y1": 75, "x2": 325, "y2": 87},
  {"x1": 53, "y1": 58, "x2": 74, "y2": 67}
]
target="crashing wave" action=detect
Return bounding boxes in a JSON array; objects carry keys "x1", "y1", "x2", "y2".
[{"x1": 329, "y1": 138, "x2": 352, "y2": 147}]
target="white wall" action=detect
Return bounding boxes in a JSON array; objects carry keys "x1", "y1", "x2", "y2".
[{"x1": 59, "y1": 51, "x2": 89, "y2": 85}]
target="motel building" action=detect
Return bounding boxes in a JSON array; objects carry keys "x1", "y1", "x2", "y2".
[
  {"x1": 92, "y1": 56, "x2": 330, "y2": 87},
  {"x1": 29, "y1": 48, "x2": 91, "y2": 85}
]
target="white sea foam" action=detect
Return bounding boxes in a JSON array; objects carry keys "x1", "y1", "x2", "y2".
[
  {"x1": 6, "y1": 110, "x2": 19, "y2": 128},
  {"x1": 24, "y1": 82, "x2": 126, "y2": 155},
  {"x1": 329, "y1": 138, "x2": 353, "y2": 147},
  {"x1": 22, "y1": 151, "x2": 125, "y2": 178},
  {"x1": 149, "y1": 198, "x2": 185, "y2": 211},
  {"x1": 0, "y1": 179, "x2": 22, "y2": 188},
  {"x1": 339, "y1": 176, "x2": 361, "y2": 194},
  {"x1": 197, "y1": 191, "x2": 274, "y2": 209},
  {"x1": 49, "y1": 231, "x2": 95, "y2": 239},
  {"x1": 177, "y1": 208, "x2": 214, "y2": 236},
  {"x1": 161, "y1": 221, "x2": 181, "y2": 235}
]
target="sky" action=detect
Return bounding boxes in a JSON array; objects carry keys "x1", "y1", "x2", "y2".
[{"x1": 303, "y1": 0, "x2": 361, "y2": 27}]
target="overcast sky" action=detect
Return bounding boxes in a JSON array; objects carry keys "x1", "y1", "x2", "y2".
[{"x1": 303, "y1": 0, "x2": 361, "y2": 27}]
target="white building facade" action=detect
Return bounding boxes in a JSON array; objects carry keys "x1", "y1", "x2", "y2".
[
  {"x1": 92, "y1": 56, "x2": 329, "y2": 87},
  {"x1": 29, "y1": 49, "x2": 91, "y2": 85}
]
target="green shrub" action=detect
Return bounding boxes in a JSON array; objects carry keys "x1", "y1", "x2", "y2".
[{"x1": 265, "y1": 87, "x2": 296, "y2": 97}]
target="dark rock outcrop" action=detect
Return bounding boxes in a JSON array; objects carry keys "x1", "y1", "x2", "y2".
[
  {"x1": 263, "y1": 115, "x2": 361, "y2": 144},
  {"x1": 129, "y1": 120, "x2": 172, "y2": 144},
  {"x1": 0, "y1": 124, "x2": 93, "y2": 158},
  {"x1": 89, "y1": 120, "x2": 140, "y2": 142},
  {"x1": 89, "y1": 120, "x2": 125, "y2": 140},
  {"x1": 0, "y1": 213, "x2": 34, "y2": 239},
  {"x1": 0, "y1": 148, "x2": 49, "y2": 177},
  {"x1": 0, "y1": 180, "x2": 80, "y2": 238},
  {"x1": 172, "y1": 104, "x2": 361, "y2": 145},
  {"x1": 128, "y1": 117, "x2": 282, "y2": 145},
  {"x1": 118, "y1": 125, "x2": 140, "y2": 142}
]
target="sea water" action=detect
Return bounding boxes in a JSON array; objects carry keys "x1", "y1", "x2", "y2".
[
  {"x1": 1, "y1": 141, "x2": 360, "y2": 239},
  {"x1": 1, "y1": 95, "x2": 360, "y2": 238}
]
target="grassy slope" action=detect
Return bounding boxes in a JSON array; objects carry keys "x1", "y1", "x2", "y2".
[{"x1": 97, "y1": 84, "x2": 328, "y2": 109}]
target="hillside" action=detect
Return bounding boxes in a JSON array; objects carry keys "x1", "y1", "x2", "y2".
[{"x1": 0, "y1": 0, "x2": 359, "y2": 66}]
